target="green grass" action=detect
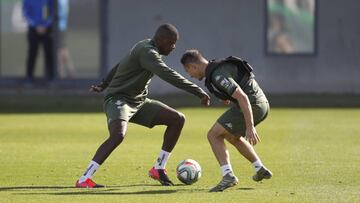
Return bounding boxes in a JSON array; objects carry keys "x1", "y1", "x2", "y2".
[{"x1": 0, "y1": 108, "x2": 360, "y2": 202}]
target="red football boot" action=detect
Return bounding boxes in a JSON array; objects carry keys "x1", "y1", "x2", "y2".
[
  {"x1": 148, "y1": 167, "x2": 174, "y2": 186},
  {"x1": 75, "y1": 178, "x2": 105, "y2": 188}
]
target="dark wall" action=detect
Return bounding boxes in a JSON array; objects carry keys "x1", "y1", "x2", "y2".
[{"x1": 106, "y1": 0, "x2": 360, "y2": 94}]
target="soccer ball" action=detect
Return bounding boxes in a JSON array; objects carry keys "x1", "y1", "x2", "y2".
[{"x1": 176, "y1": 159, "x2": 202, "y2": 185}]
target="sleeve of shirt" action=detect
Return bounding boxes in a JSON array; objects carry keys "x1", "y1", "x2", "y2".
[
  {"x1": 23, "y1": 0, "x2": 35, "y2": 26},
  {"x1": 139, "y1": 48, "x2": 207, "y2": 98},
  {"x1": 103, "y1": 62, "x2": 119, "y2": 85},
  {"x1": 212, "y1": 73, "x2": 239, "y2": 97},
  {"x1": 43, "y1": 0, "x2": 54, "y2": 27}
]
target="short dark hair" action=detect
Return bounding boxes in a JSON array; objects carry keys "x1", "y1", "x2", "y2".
[
  {"x1": 154, "y1": 23, "x2": 179, "y2": 40},
  {"x1": 180, "y1": 49, "x2": 203, "y2": 65}
]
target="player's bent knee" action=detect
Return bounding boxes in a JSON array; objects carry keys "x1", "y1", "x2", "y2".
[
  {"x1": 109, "y1": 131, "x2": 125, "y2": 146},
  {"x1": 169, "y1": 111, "x2": 185, "y2": 125},
  {"x1": 207, "y1": 130, "x2": 217, "y2": 142},
  {"x1": 177, "y1": 112, "x2": 186, "y2": 124}
]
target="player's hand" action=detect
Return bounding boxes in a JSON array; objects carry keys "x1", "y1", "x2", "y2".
[
  {"x1": 245, "y1": 126, "x2": 261, "y2": 145},
  {"x1": 200, "y1": 94, "x2": 210, "y2": 106},
  {"x1": 36, "y1": 26, "x2": 47, "y2": 35},
  {"x1": 222, "y1": 100, "x2": 231, "y2": 105},
  {"x1": 89, "y1": 84, "x2": 104, "y2": 93}
]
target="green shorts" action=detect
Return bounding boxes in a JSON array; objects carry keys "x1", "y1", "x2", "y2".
[
  {"x1": 217, "y1": 102, "x2": 269, "y2": 136},
  {"x1": 104, "y1": 97, "x2": 170, "y2": 128}
]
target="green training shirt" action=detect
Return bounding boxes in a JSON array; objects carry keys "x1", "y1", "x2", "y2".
[
  {"x1": 210, "y1": 62, "x2": 268, "y2": 104},
  {"x1": 103, "y1": 39, "x2": 207, "y2": 105}
]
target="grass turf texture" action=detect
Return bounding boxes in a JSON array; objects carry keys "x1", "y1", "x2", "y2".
[{"x1": 0, "y1": 108, "x2": 359, "y2": 202}]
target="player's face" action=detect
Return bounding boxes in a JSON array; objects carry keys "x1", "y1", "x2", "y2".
[
  {"x1": 184, "y1": 64, "x2": 203, "y2": 81},
  {"x1": 158, "y1": 36, "x2": 178, "y2": 56}
]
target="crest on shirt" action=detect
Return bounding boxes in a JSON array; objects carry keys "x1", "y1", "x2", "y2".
[
  {"x1": 220, "y1": 78, "x2": 231, "y2": 88},
  {"x1": 225, "y1": 123, "x2": 233, "y2": 129},
  {"x1": 115, "y1": 100, "x2": 125, "y2": 109},
  {"x1": 115, "y1": 100, "x2": 123, "y2": 106}
]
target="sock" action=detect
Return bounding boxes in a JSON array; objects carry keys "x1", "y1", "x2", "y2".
[
  {"x1": 154, "y1": 149, "x2": 171, "y2": 170},
  {"x1": 252, "y1": 159, "x2": 264, "y2": 172},
  {"x1": 220, "y1": 164, "x2": 233, "y2": 176},
  {"x1": 79, "y1": 160, "x2": 100, "y2": 183}
]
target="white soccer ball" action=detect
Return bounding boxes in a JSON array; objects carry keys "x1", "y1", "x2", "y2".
[{"x1": 176, "y1": 159, "x2": 202, "y2": 185}]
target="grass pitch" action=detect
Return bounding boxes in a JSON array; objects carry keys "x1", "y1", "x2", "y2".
[{"x1": 0, "y1": 108, "x2": 359, "y2": 202}]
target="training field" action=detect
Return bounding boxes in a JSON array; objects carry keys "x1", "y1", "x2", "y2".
[{"x1": 0, "y1": 108, "x2": 359, "y2": 202}]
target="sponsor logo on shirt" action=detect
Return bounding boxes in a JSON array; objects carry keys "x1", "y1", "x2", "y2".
[{"x1": 220, "y1": 78, "x2": 231, "y2": 88}]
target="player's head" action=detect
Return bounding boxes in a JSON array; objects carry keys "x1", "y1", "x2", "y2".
[
  {"x1": 153, "y1": 24, "x2": 179, "y2": 56},
  {"x1": 180, "y1": 49, "x2": 207, "y2": 81}
]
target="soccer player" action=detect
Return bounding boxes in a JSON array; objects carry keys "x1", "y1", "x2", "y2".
[
  {"x1": 75, "y1": 24, "x2": 210, "y2": 188},
  {"x1": 180, "y1": 49, "x2": 272, "y2": 192}
]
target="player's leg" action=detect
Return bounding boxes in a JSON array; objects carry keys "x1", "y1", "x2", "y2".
[
  {"x1": 207, "y1": 122, "x2": 231, "y2": 171},
  {"x1": 225, "y1": 134, "x2": 272, "y2": 182},
  {"x1": 58, "y1": 31, "x2": 75, "y2": 78},
  {"x1": 26, "y1": 28, "x2": 39, "y2": 82},
  {"x1": 42, "y1": 29, "x2": 55, "y2": 81},
  {"x1": 207, "y1": 122, "x2": 239, "y2": 192},
  {"x1": 149, "y1": 105, "x2": 184, "y2": 186},
  {"x1": 224, "y1": 134, "x2": 259, "y2": 163},
  {"x1": 150, "y1": 106, "x2": 185, "y2": 153},
  {"x1": 222, "y1": 102, "x2": 272, "y2": 182},
  {"x1": 130, "y1": 99, "x2": 185, "y2": 186},
  {"x1": 75, "y1": 120, "x2": 127, "y2": 188},
  {"x1": 92, "y1": 120, "x2": 128, "y2": 164},
  {"x1": 76, "y1": 98, "x2": 134, "y2": 188}
]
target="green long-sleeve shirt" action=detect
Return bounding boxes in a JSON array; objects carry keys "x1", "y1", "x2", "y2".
[
  {"x1": 104, "y1": 39, "x2": 207, "y2": 105},
  {"x1": 211, "y1": 63, "x2": 268, "y2": 104}
]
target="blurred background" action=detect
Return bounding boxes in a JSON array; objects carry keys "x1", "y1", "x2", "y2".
[{"x1": 0, "y1": 0, "x2": 359, "y2": 111}]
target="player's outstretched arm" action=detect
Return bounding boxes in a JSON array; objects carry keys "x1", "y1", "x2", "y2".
[{"x1": 140, "y1": 49, "x2": 210, "y2": 103}]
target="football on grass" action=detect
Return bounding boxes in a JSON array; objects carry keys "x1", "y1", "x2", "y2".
[{"x1": 176, "y1": 159, "x2": 201, "y2": 185}]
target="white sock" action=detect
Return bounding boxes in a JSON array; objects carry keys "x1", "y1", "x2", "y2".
[
  {"x1": 220, "y1": 164, "x2": 233, "y2": 176},
  {"x1": 154, "y1": 149, "x2": 171, "y2": 170},
  {"x1": 252, "y1": 159, "x2": 264, "y2": 172},
  {"x1": 79, "y1": 160, "x2": 100, "y2": 183}
]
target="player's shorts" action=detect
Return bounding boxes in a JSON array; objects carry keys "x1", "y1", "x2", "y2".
[
  {"x1": 104, "y1": 97, "x2": 170, "y2": 128},
  {"x1": 217, "y1": 101, "x2": 269, "y2": 136}
]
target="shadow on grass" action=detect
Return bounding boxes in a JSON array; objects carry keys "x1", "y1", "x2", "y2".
[
  {"x1": 3, "y1": 184, "x2": 211, "y2": 196},
  {"x1": 15, "y1": 189, "x2": 177, "y2": 196},
  {"x1": 237, "y1": 187, "x2": 255, "y2": 190},
  {"x1": 0, "y1": 186, "x2": 75, "y2": 191},
  {"x1": 0, "y1": 184, "x2": 160, "y2": 192}
]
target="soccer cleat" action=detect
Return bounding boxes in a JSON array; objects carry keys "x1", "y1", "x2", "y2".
[
  {"x1": 148, "y1": 167, "x2": 174, "y2": 186},
  {"x1": 209, "y1": 172, "x2": 239, "y2": 192},
  {"x1": 75, "y1": 178, "x2": 105, "y2": 188},
  {"x1": 252, "y1": 166, "x2": 273, "y2": 182}
]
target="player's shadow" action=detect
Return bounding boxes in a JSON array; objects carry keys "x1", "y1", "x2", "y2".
[
  {"x1": 0, "y1": 184, "x2": 159, "y2": 192},
  {"x1": 40, "y1": 189, "x2": 176, "y2": 196},
  {"x1": 0, "y1": 186, "x2": 74, "y2": 192},
  {"x1": 2, "y1": 184, "x2": 181, "y2": 196},
  {"x1": 237, "y1": 187, "x2": 255, "y2": 190},
  {"x1": 13, "y1": 189, "x2": 177, "y2": 196}
]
